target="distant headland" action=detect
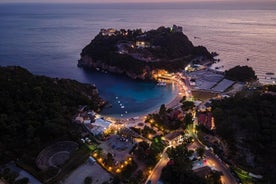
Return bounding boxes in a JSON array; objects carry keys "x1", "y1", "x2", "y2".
[{"x1": 78, "y1": 25, "x2": 214, "y2": 80}]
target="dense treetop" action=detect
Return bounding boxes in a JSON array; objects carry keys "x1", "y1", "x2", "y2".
[
  {"x1": 79, "y1": 26, "x2": 213, "y2": 78},
  {"x1": 212, "y1": 92, "x2": 276, "y2": 182},
  {"x1": 160, "y1": 143, "x2": 221, "y2": 184},
  {"x1": 0, "y1": 66, "x2": 103, "y2": 164},
  {"x1": 225, "y1": 65, "x2": 257, "y2": 82}
]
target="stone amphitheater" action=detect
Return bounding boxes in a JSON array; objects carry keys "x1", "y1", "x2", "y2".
[{"x1": 36, "y1": 141, "x2": 79, "y2": 170}]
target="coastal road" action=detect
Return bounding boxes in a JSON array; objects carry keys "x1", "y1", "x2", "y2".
[
  {"x1": 144, "y1": 74, "x2": 194, "y2": 184},
  {"x1": 182, "y1": 72, "x2": 238, "y2": 184},
  {"x1": 145, "y1": 148, "x2": 170, "y2": 184},
  {"x1": 193, "y1": 138, "x2": 238, "y2": 184},
  {"x1": 205, "y1": 150, "x2": 238, "y2": 184}
]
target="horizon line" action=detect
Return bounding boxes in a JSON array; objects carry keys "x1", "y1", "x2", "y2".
[{"x1": 1, "y1": 0, "x2": 276, "y2": 4}]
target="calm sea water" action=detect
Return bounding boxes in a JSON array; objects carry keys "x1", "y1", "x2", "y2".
[{"x1": 0, "y1": 3, "x2": 276, "y2": 116}]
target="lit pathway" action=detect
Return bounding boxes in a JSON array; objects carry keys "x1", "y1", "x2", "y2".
[{"x1": 145, "y1": 148, "x2": 170, "y2": 184}]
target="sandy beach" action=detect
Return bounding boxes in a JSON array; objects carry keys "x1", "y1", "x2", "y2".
[{"x1": 106, "y1": 79, "x2": 185, "y2": 124}]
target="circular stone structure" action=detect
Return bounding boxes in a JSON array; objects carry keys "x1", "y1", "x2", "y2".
[{"x1": 36, "y1": 141, "x2": 78, "y2": 170}]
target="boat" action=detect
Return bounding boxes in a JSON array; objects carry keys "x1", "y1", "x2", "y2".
[
  {"x1": 157, "y1": 82, "x2": 166, "y2": 86},
  {"x1": 121, "y1": 106, "x2": 125, "y2": 109},
  {"x1": 105, "y1": 103, "x2": 112, "y2": 108},
  {"x1": 266, "y1": 72, "x2": 275, "y2": 75}
]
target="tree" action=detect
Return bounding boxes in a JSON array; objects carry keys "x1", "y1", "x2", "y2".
[
  {"x1": 1, "y1": 168, "x2": 18, "y2": 184},
  {"x1": 181, "y1": 101, "x2": 194, "y2": 111},
  {"x1": 0, "y1": 66, "x2": 104, "y2": 166},
  {"x1": 180, "y1": 96, "x2": 186, "y2": 103},
  {"x1": 184, "y1": 113, "x2": 193, "y2": 127},
  {"x1": 84, "y1": 176, "x2": 93, "y2": 184},
  {"x1": 15, "y1": 178, "x2": 29, "y2": 184},
  {"x1": 196, "y1": 147, "x2": 205, "y2": 158},
  {"x1": 159, "y1": 104, "x2": 167, "y2": 117},
  {"x1": 111, "y1": 176, "x2": 121, "y2": 184},
  {"x1": 225, "y1": 65, "x2": 257, "y2": 82},
  {"x1": 212, "y1": 92, "x2": 276, "y2": 181},
  {"x1": 135, "y1": 141, "x2": 150, "y2": 160},
  {"x1": 167, "y1": 143, "x2": 191, "y2": 164},
  {"x1": 161, "y1": 144, "x2": 206, "y2": 184},
  {"x1": 206, "y1": 171, "x2": 223, "y2": 184},
  {"x1": 161, "y1": 168, "x2": 206, "y2": 184},
  {"x1": 104, "y1": 153, "x2": 114, "y2": 167}
]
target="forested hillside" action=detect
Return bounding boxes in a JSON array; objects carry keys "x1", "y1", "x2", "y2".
[
  {"x1": 0, "y1": 66, "x2": 104, "y2": 164},
  {"x1": 212, "y1": 92, "x2": 276, "y2": 182}
]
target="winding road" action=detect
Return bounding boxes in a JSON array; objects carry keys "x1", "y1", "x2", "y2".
[{"x1": 144, "y1": 72, "x2": 238, "y2": 184}]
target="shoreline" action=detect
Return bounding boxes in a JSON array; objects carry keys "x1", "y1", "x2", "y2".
[{"x1": 102, "y1": 79, "x2": 185, "y2": 123}]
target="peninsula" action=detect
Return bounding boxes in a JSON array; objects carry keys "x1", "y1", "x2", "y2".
[{"x1": 78, "y1": 25, "x2": 213, "y2": 80}]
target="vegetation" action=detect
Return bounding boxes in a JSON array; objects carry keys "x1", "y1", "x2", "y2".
[
  {"x1": 16, "y1": 144, "x2": 91, "y2": 184},
  {"x1": 264, "y1": 84, "x2": 276, "y2": 92},
  {"x1": 205, "y1": 171, "x2": 223, "y2": 184},
  {"x1": 225, "y1": 65, "x2": 257, "y2": 82},
  {"x1": 161, "y1": 143, "x2": 222, "y2": 184},
  {"x1": 119, "y1": 160, "x2": 138, "y2": 180},
  {"x1": 146, "y1": 104, "x2": 184, "y2": 130},
  {"x1": 0, "y1": 168, "x2": 19, "y2": 184},
  {"x1": 160, "y1": 143, "x2": 206, "y2": 184},
  {"x1": 134, "y1": 136, "x2": 165, "y2": 167},
  {"x1": 181, "y1": 101, "x2": 195, "y2": 111},
  {"x1": 212, "y1": 91, "x2": 276, "y2": 182},
  {"x1": 0, "y1": 66, "x2": 103, "y2": 180},
  {"x1": 127, "y1": 169, "x2": 147, "y2": 184},
  {"x1": 196, "y1": 147, "x2": 205, "y2": 159},
  {"x1": 84, "y1": 176, "x2": 93, "y2": 184},
  {"x1": 184, "y1": 113, "x2": 193, "y2": 128},
  {"x1": 104, "y1": 153, "x2": 114, "y2": 167},
  {"x1": 79, "y1": 26, "x2": 213, "y2": 79}
]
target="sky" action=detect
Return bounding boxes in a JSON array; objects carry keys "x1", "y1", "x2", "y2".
[{"x1": 1, "y1": 0, "x2": 276, "y2": 3}]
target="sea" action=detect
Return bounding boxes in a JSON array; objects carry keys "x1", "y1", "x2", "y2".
[{"x1": 0, "y1": 2, "x2": 276, "y2": 117}]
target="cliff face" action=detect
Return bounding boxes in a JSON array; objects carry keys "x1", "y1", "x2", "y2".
[
  {"x1": 78, "y1": 26, "x2": 213, "y2": 79},
  {"x1": 78, "y1": 55, "x2": 151, "y2": 79}
]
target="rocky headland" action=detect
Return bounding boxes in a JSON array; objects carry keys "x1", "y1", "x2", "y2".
[{"x1": 78, "y1": 25, "x2": 213, "y2": 80}]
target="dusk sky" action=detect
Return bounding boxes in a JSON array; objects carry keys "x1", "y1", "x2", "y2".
[{"x1": 1, "y1": 0, "x2": 276, "y2": 3}]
